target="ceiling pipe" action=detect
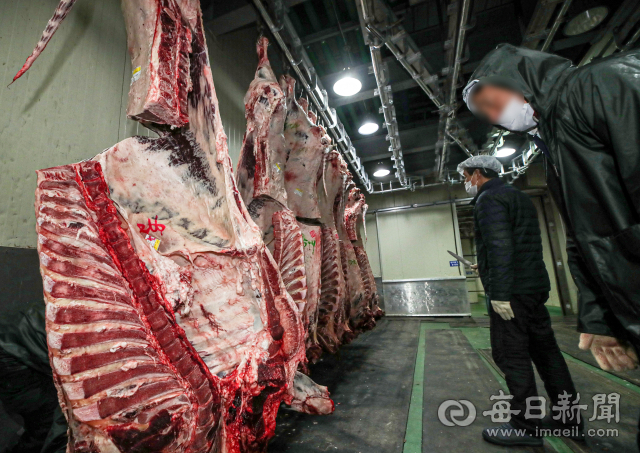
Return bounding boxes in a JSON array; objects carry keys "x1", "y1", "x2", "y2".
[
  {"x1": 439, "y1": 0, "x2": 473, "y2": 181},
  {"x1": 540, "y1": 0, "x2": 573, "y2": 52},
  {"x1": 357, "y1": 0, "x2": 410, "y2": 189},
  {"x1": 368, "y1": 42, "x2": 409, "y2": 187},
  {"x1": 251, "y1": 0, "x2": 373, "y2": 192}
]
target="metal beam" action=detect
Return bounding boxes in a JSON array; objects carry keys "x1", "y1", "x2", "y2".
[
  {"x1": 301, "y1": 22, "x2": 361, "y2": 46},
  {"x1": 361, "y1": 144, "x2": 436, "y2": 163},
  {"x1": 439, "y1": 0, "x2": 473, "y2": 180},
  {"x1": 331, "y1": 78, "x2": 418, "y2": 107},
  {"x1": 205, "y1": 0, "x2": 309, "y2": 36}
]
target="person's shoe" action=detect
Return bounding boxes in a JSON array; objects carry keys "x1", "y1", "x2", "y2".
[
  {"x1": 540, "y1": 415, "x2": 585, "y2": 441},
  {"x1": 482, "y1": 423, "x2": 543, "y2": 447}
]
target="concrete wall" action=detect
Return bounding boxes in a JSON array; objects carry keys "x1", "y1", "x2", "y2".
[{"x1": 0, "y1": 0, "x2": 258, "y2": 249}]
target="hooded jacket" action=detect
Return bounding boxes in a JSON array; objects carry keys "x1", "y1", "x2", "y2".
[{"x1": 468, "y1": 44, "x2": 640, "y2": 345}]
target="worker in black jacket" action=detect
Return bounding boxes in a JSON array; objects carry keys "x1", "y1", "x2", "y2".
[
  {"x1": 459, "y1": 155, "x2": 580, "y2": 446},
  {"x1": 463, "y1": 45, "x2": 640, "y2": 374}
]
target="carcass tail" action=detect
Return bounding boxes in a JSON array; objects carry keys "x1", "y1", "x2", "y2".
[{"x1": 11, "y1": 0, "x2": 78, "y2": 84}]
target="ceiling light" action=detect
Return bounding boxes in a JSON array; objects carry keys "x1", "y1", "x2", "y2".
[
  {"x1": 373, "y1": 169, "x2": 390, "y2": 177},
  {"x1": 333, "y1": 76, "x2": 362, "y2": 97},
  {"x1": 495, "y1": 147, "x2": 516, "y2": 157},
  {"x1": 358, "y1": 121, "x2": 379, "y2": 135},
  {"x1": 564, "y1": 7, "x2": 609, "y2": 36}
]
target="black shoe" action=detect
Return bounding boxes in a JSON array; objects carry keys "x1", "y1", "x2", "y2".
[
  {"x1": 482, "y1": 423, "x2": 543, "y2": 447},
  {"x1": 540, "y1": 415, "x2": 585, "y2": 441}
]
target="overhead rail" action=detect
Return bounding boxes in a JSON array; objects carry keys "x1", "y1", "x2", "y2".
[
  {"x1": 439, "y1": 0, "x2": 473, "y2": 181},
  {"x1": 252, "y1": 0, "x2": 373, "y2": 192},
  {"x1": 356, "y1": 0, "x2": 476, "y2": 192}
]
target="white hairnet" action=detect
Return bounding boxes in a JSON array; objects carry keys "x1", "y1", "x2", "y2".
[{"x1": 457, "y1": 155, "x2": 502, "y2": 176}]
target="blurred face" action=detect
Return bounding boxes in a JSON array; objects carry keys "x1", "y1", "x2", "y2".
[{"x1": 471, "y1": 85, "x2": 525, "y2": 124}]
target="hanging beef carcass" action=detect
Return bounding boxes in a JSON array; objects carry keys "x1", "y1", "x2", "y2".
[
  {"x1": 280, "y1": 76, "x2": 328, "y2": 361},
  {"x1": 345, "y1": 187, "x2": 384, "y2": 321},
  {"x1": 316, "y1": 151, "x2": 352, "y2": 352},
  {"x1": 234, "y1": 41, "x2": 319, "y2": 368},
  {"x1": 19, "y1": 1, "x2": 332, "y2": 452},
  {"x1": 335, "y1": 165, "x2": 372, "y2": 333},
  {"x1": 236, "y1": 37, "x2": 288, "y2": 209}
]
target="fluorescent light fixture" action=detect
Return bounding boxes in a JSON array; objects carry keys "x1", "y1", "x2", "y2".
[
  {"x1": 564, "y1": 7, "x2": 609, "y2": 36},
  {"x1": 373, "y1": 169, "x2": 390, "y2": 177},
  {"x1": 333, "y1": 76, "x2": 362, "y2": 97},
  {"x1": 495, "y1": 147, "x2": 516, "y2": 157},
  {"x1": 358, "y1": 121, "x2": 379, "y2": 135}
]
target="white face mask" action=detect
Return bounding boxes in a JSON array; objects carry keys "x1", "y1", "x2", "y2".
[
  {"x1": 465, "y1": 179, "x2": 478, "y2": 197},
  {"x1": 497, "y1": 97, "x2": 537, "y2": 132}
]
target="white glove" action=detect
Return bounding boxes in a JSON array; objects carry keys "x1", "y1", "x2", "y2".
[
  {"x1": 491, "y1": 300, "x2": 514, "y2": 321},
  {"x1": 578, "y1": 334, "x2": 639, "y2": 372}
]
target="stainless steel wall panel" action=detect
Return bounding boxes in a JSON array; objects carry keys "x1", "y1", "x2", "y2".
[{"x1": 382, "y1": 277, "x2": 470, "y2": 316}]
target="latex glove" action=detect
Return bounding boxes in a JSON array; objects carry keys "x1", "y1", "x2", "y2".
[
  {"x1": 579, "y1": 334, "x2": 639, "y2": 372},
  {"x1": 491, "y1": 300, "x2": 514, "y2": 321}
]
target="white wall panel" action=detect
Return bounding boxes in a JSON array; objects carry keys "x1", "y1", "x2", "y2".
[
  {"x1": 363, "y1": 213, "x2": 381, "y2": 278},
  {"x1": 377, "y1": 205, "x2": 462, "y2": 281}
]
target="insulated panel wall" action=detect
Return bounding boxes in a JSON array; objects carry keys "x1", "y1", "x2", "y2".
[
  {"x1": 0, "y1": 0, "x2": 149, "y2": 248},
  {"x1": 363, "y1": 213, "x2": 381, "y2": 278},
  {"x1": 377, "y1": 205, "x2": 462, "y2": 281},
  {"x1": 206, "y1": 27, "x2": 259, "y2": 165}
]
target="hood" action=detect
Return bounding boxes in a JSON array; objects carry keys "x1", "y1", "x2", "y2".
[{"x1": 466, "y1": 44, "x2": 575, "y2": 119}]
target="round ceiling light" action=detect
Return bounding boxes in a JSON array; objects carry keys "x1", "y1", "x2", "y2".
[
  {"x1": 373, "y1": 168, "x2": 390, "y2": 177},
  {"x1": 495, "y1": 147, "x2": 516, "y2": 157},
  {"x1": 333, "y1": 76, "x2": 362, "y2": 97},
  {"x1": 564, "y1": 7, "x2": 609, "y2": 36},
  {"x1": 358, "y1": 121, "x2": 379, "y2": 135}
]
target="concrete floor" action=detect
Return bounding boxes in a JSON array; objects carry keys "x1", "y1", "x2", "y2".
[{"x1": 271, "y1": 303, "x2": 640, "y2": 453}]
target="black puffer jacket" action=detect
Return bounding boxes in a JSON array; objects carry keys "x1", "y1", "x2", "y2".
[{"x1": 473, "y1": 178, "x2": 550, "y2": 301}]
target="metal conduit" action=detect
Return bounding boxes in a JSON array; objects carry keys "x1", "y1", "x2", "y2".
[
  {"x1": 439, "y1": 0, "x2": 473, "y2": 180},
  {"x1": 368, "y1": 43, "x2": 409, "y2": 187},
  {"x1": 252, "y1": 0, "x2": 373, "y2": 192}
]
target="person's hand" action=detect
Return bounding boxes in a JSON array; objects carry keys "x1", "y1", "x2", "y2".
[
  {"x1": 491, "y1": 300, "x2": 514, "y2": 320},
  {"x1": 470, "y1": 264, "x2": 478, "y2": 270},
  {"x1": 579, "y1": 333, "x2": 639, "y2": 371}
]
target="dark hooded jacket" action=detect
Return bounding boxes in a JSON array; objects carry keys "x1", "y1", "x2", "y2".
[{"x1": 468, "y1": 44, "x2": 640, "y2": 345}]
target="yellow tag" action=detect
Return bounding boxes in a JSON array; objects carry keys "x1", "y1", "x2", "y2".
[
  {"x1": 145, "y1": 234, "x2": 160, "y2": 251},
  {"x1": 131, "y1": 66, "x2": 142, "y2": 83}
]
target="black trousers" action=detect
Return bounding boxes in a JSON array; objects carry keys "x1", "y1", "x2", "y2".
[{"x1": 490, "y1": 292, "x2": 578, "y2": 434}]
